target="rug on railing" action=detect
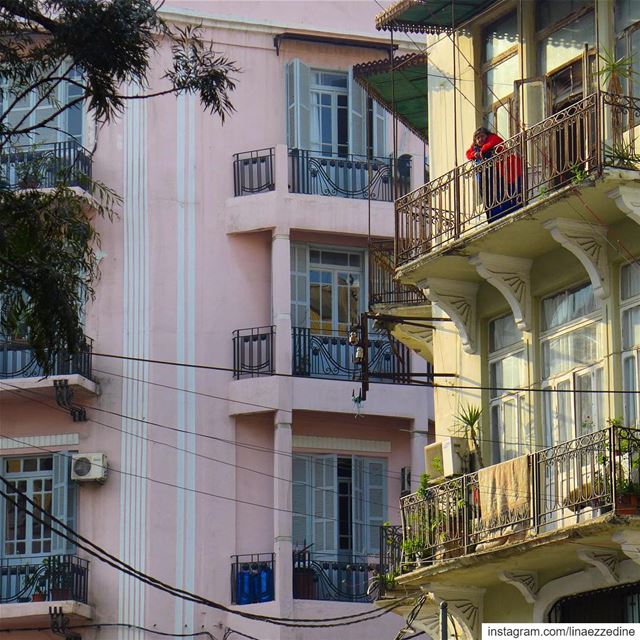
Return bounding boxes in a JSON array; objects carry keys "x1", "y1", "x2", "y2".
[{"x1": 476, "y1": 456, "x2": 531, "y2": 550}]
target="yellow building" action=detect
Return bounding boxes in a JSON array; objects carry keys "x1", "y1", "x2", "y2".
[{"x1": 357, "y1": 0, "x2": 640, "y2": 634}]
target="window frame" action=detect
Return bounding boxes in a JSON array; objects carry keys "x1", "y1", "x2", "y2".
[{"x1": 620, "y1": 263, "x2": 640, "y2": 426}]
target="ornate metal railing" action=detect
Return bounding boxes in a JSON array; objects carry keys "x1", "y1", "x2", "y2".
[
  {"x1": 369, "y1": 240, "x2": 426, "y2": 307},
  {"x1": 233, "y1": 148, "x2": 275, "y2": 196},
  {"x1": 232, "y1": 326, "x2": 275, "y2": 380},
  {"x1": 0, "y1": 140, "x2": 92, "y2": 190},
  {"x1": 395, "y1": 91, "x2": 640, "y2": 265},
  {"x1": 291, "y1": 327, "x2": 411, "y2": 383},
  {"x1": 378, "y1": 524, "x2": 402, "y2": 598},
  {"x1": 230, "y1": 553, "x2": 275, "y2": 605},
  {"x1": 288, "y1": 149, "x2": 410, "y2": 201},
  {"x1": 0, "y1": 554, "x2": 89, "y2": 603},
  {"x1": 292, "y1": 550, "x2": 377, "y2": 602},
  {"x1": 398, "y1": 426, "x2": 640, "y2": 571},
  {"x1": 0, "y1": 336, "x2": 93, "y2": 380}
]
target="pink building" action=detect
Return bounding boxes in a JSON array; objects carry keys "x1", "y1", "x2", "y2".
[{"x1": 0, "y1": 3, "x2": 433, "y2": 638}]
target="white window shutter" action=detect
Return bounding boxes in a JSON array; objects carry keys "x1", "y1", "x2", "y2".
[
  {"x1": 348, "y1": 67, "x2": 367, "y2": 157},
  {"x1": 0, "y1": 457, "x2": 4, "y2": 554},
  {"x1": 286, "y1": 59, "x2": 311, "y2": 150},
  {"x1": 351, "y1": 457, "x2": 366, "y2": 555},
  {"x1": 364, "y1": 458, "x2": 387, "y2": 554},
  {"x1": 312, "y1": 455, "x2": 337, "y2": 553},
  {"x1": 290, "y1": 244, "x2": 309, "y2": 328},
  {"x1": 293, "y1": 455, "x2": 312, "y2": 548},
  {"x1": 52, "y1": 452, "x2": 76, "y2": 554},
  {"x1": 373, "y1": 101, "x2": 387, "y2": 158}
]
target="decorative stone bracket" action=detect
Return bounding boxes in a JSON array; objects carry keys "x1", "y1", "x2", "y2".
[
  {"x1": 423, "y1": 584, "x2": 485, "y2": 640},
  {"x1": 608, "y1": 184, "x2": 640, "y2": 226},
  {"x1": 419, "y1": 278, "x2": 479, "y2": 354},
  {"x1": 469, "y1": 253, "x2": 533, "y2": 331},
  {"x1": 577, "y1": 548, "x2": 619, "y2": 585},
  {"x1": 499, "y1": 570, "x2": 539, "y2": 603},
  {"x1": 613, "y1": 530, "x2": 640, "y2": 565},
  {"x1": 543, "y1": 218, "x2": 610, "y2": 299}
]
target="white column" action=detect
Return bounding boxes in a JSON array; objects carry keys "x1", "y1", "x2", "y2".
[
  {"x1": 274, "y1": 144, "x2": 289, "y2": 195},
  {"x1": 272, "y1": 231, "x2": 292, "y2": 375},
  {"x1": 273, "y1": 413, "x2": 293, "y2": 618}
]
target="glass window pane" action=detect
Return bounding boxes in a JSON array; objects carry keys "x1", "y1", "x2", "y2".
[
  {"x1": 616, "y1": 0, "x2": 640, "y2": 34},
  {"x1": 321, "y1": 251, "x2": 349, "y2": 266},
  {"x1": 489, "y1": 314, "x2": 520, "y2": 352},
  {"x1": 539, "y1": 11, "x2": 595, "y2": 74},
  {"x1": 23, "y1": 458, "x2": 37, "y2": 472},
  {"x1": 622, "y1": 306, "x2": 640, "y2": 349},
  {"x1": 542, "y1": 283, "x2": 598, "y2": 330},
  {"x1": 623, "y1": 354, "x2": 637, "y2": 427},
  {"x1": 5, "y1": 459, "x2": 21, "y2": 473},
  {"x1": 621, "y1": 263, "x2": 640, "y2": 300},
  {"x1": 484, "y1": 11, "x2": 518, "y2": 61},
  {"x1": 39, "y1": 457, "x2": 53, "y2": 471},
  {"x1": 537, "y1": 0, "x2": 591, "y2": 31},
  {"x1": 485, "y1": 55, "x2": 519, "y2": 104},
  {"x1": 542, "y1": 323, "x2": 600, "y2": 378}
]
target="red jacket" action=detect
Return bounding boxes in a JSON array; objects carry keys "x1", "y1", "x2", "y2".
[{"x1": 466, "y1": 133, "x2": 522, "y2": 183}]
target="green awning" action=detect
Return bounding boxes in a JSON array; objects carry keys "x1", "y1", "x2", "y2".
[
  {"x1": 375, "y1": 0, "x2": 499, "y2": 34},
  {"x1": 353, "y1": 53, "x2": 428, "y2": 142}
]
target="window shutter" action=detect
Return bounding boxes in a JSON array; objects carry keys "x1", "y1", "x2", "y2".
[
  {"x1": 351, "y1": 457, "x2": 366, "y2": 555},
  {"x1": 372, "y1": 101, "x2": 387, "y2": 158},
  {"x1": 286, "y1": 59, "x2": 311, "y2": 149},
  {"x1": 348, "y1": 67, "x2": 366, "y2": 157},
  {"x1": 51, "y1": 452, "x2": 76, "y2": 554},
  {"x1": 292, "y1": 455, "x2": 312, "y2": 549},
  {"x1": 0, "y1": 457, "x2": 4, "y2": 556},
  {"x1": 312, "y1": 455, "x2": 337, "y2": 553},
  {"x1": 290, "y1": 244, "x2": 309, "y2": 328},
  {"x1": 364, "y1": 458, "x2": 387, "y2": 554}
]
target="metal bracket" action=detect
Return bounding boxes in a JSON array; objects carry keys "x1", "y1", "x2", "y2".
[
  {"x1": 49, "y1": 606, "x2": 81, "y2": 640},
  {"x1": 53, "y1": 379, "x2": 86, "y2": 422}
]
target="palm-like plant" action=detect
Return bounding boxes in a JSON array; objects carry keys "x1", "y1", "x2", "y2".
[
  {"x1": 599, "y1": 49, "x2": 636, "y2": 151},
  {"x1": 455, "y1": 404, "x2": 484, "y2": 469}
]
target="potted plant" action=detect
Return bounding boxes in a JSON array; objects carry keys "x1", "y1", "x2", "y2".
[
  {"x1": 21, "y1": 565, "x2": 48, "y2": 602},
  {"x1": 616, "y1": 478, "x2": 640, "y2": 515},
  {"x1": 43, "y1": 556, "x2": 73, "y2": 600}
]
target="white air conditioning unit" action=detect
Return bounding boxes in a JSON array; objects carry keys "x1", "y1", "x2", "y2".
[
  {"x1": 424, "y1": 437, "x2": 469, "y2": 482},
  {"x1": 71, "y1": 453, "x2": 108, "y2": 483}
]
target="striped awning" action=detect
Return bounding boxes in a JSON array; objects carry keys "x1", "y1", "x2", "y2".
[{"x1": 353, "y1": 53, "x2": 428, "y2": 142}]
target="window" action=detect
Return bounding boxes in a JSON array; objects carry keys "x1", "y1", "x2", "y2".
[
  {"x1": 540, "y1": 283, "x2": 603, "y2": 445},
  {"x1": 1, "y1": 68, "x2": 84, "y2": 146},
  {"x1": 482, "y1": 12, "x2": 519, "y2": 138},
  {"x1": 291, "y1": 244, "x2": 364, "y2": 334},
  {"x1": 621, "y1": 262, "x2": 640, "y2": 427},
  {"x1": 286, "y1": 59, "x2": 386, "y2": 158},
  {"x1": 488, "y1": 314, "x2": 528, "y2": 462},
  {"x1": 292, "y1": 454, "x2": 386, "y2": 555},
  {"x1": 615, "y1": 1, "x2": 640, "y2": 101},
  {"x1": 1, "y1": 454, "x2": 76, "y2": 557}
]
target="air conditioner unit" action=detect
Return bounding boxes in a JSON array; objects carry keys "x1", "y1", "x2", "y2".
[
  {"x1": 71, "y1": 453, "x2": 108, "y2": 483},
  {"x1": 400, "y1": 466, "x2": 411, "y2": 496},
  {"x1": 424, "y1": 437, "x2": 469, "y2": 482}
]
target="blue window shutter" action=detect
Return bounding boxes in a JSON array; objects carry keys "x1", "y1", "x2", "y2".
[
  {"x1": 351, "y1": 456, "x2": 366, "y2": 555},
  {"x1": 373, "y1": 101, "x2": 387, "y2": 158},
  {"x1": 364, "y1": 458, "x2": 387, "y2": 554},
  {"x1": 0, "y1": 456, "x2": 4, "y2": 555},
  {"x1": 312, "y1": 455, "x2": 337, "y2": 553},
  {"x1": 286, "y1": 59, "x2": 311, "y2": 150},
  {"x1": 51, "y1": 453, "x2": 76, "y2": 554},
  {"x1": 348, "y1": 67, "x2": 366, "y2": 157},
  {"x1": 292, "y1": 454, "x2": 312, "y2": 548},
  {"x1": 290, "y1": 243, "x2": 309, "y2": 328}
]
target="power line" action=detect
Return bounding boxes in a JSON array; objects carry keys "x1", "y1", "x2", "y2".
[{"x1": 0, "y1": 476, "x2": 411, "y2": 628}]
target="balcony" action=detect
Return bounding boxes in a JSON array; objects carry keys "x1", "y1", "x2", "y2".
[
  {"x1": 230, "y1": 553, "x2": 275, "y2": 605},
  {"x1": 0, "y1": 140, "x2": 92, "y2": 190},
  {"x1": 291, "y1": 327, "x2": 412, "y2": 384},
  {"x1": 395, "y1": 92, "x2": 640, "y2": 270},
  {"x1": 232, "y1": 326, "x2": 275, "y2": 380},
  {"x1": 0, "y1": 554, "x2": 92, "y2": 630},
  {"x1": 0, "y1": 337, "x2": 95, "y2": 394},
  {"x1": 383, "y1": 426, "x2": 640, "y2": 588},
  {"x1": 293, "y1": 550, "x2": 377, "y2": 603}
]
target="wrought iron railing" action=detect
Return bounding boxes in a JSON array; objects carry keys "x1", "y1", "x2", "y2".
[
  {"x1": 288, "y1": 149, "x2": 410, "y2": 201},
  {"x1": 291, "y1": 327, "x2": 411, "y2": 383},
  {"x1": 378, "y1": 524, "x2": 402, "y2": 599},
  {"x1": 230, "y1": 553, "x2": 275, "y2": 605},
  {"x1": 395, "y1": 91, "x2": 640, "y2": 265},
  {"x1": 233, "y1": 148, "x2": 275, "y2": 196},
  {"x1": 0, "y1": 337, "x2": 93, "y2": 380},
  {"x1": 0, "y1": 140, "x2": 92, "y2": 190},
  {"x1": 0, "y1": 554, "x2": 89, "y2": 603},
  {"x1": 369, "y1": 240, "x2": 426, "y2": 307},
  {"x1": 292, "y1": 550, "x2": 377, "y2": 602},
  {"x1": 232, "y1": 326, "x2": 275, "y2": 380},
  {"x1": 396, "y1": 426, "x2": 640, "y2": 572}
]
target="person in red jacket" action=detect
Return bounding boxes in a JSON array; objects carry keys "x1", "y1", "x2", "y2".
[{"x1": 466, "y1": 127, "x2": 522, "y2": 222}]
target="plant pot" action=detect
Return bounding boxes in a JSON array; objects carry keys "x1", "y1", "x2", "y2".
[
  {"x1": 616, "y1": 494, "x2": 639, "y2": 515},
  {"x1": 51, "y1": 588, "x2": 72, "y2": 601},
  {"x1": 31, "y1": 593, "x2": 46, "y2": 602}
]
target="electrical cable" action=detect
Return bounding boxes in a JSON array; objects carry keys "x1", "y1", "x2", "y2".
[{"x1": 0, "y1": 477, "x2": 411, "y2": 627}]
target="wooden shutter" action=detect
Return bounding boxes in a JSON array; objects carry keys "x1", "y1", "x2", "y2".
[
  {"x1": 348, "y1": 67, "x2": 367, "y2": 157},
  {"x1": 364, "y1": 458, "x2": 387, "y2": 554},
  {"x1": 312, "y1": 455, "x2": 337, "y2": 553},
  {"x1": 286, "y1": 59, "x2": 311, "y2": 149},
  {"x1": 292, "y1": 455, "x2": 312, "y2": 548},
  {"x1": 51, "y1": 452, "x2": 76, "y2": 554}
]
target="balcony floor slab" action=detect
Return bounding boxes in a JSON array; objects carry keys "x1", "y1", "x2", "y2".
[
  {"x1": 0, "y1": 599, "x2": 94, "y2": 630},
  {"x1": 0, "y1": 373, "x2": 98, "y2": 396}
]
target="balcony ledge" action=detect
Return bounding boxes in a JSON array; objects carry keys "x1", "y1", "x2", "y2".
[
  {"x1": 0, "y1": 599, "x2": 94, "y2": 630},
  {"x1": 0, "y1": 373, "x2": 98, "y2": 396}
]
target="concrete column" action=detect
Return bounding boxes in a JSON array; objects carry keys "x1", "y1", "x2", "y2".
[
  {"x1": 273, "y1": 413, "x2": 293, "y2": 619},
  {"x1": 272, "y1": 231, "x2": 292, "y2": 375},
  {"x1": 274, "y1": 144, "x2": 289, "y2": 194}
]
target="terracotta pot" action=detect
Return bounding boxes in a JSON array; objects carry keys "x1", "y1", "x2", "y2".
[
  {"x1": 31, "y1": 593, "x2": 46, "y2": 602},
  {"x1": 616, "y1": 493, "x2": 639, "y2": 515}
]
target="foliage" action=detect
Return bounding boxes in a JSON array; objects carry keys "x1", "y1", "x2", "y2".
[
  {"x1": 571, "y1": 164, "x2": 589, "y2": 185},
  {"x1": 455, "y1": 404, "x2": 485, "y2": 469},
  {"x1": 603, "y1": 143, "x2": 640, "y2": 170},
  {"x1": 0, "y1": 0, "x2": 238, "y2": 371},
  {"x1": 416, "y1": 472, "x2": 430, "y2": 499},
  {"x1": 598, "y1": 48, "x2": 635, "y2": 96}
]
